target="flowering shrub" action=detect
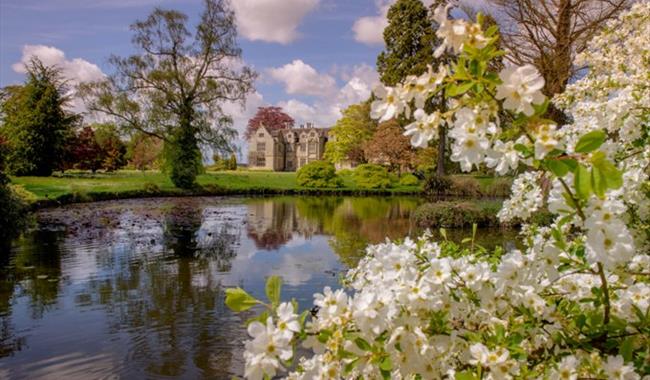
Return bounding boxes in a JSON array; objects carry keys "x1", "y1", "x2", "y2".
[{"x1": 227, "y1": 4, "x2": 650, "y2": 379}]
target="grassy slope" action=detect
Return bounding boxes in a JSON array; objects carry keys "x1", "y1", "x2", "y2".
[{"x1": 10, "y1": 170, "x2": 421, "y2": 202}]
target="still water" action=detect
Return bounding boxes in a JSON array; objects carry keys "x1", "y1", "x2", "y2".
[{"x1": 0, "y1": 196, "x2": 515, "y2": 379}]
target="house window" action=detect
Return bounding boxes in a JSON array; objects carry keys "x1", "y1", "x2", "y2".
[
  {"x1": 299, "y1": 143, "x2": 306, "y2": 152},
  {"x1": 300, "y1": 158, "x2": 306, "y2": 167},
  {"x1": 308, "y1": 141, "x2": 318, "y2": 154},
  {"x1": 257, "y1": 155, "x2": 266, "y2": 166},
  {"x1": 257, "y1": 142, "x2": 266, "y2": 152},
  {"x1": 258, "y1": 133, "x2": 264, "y2": 138}
]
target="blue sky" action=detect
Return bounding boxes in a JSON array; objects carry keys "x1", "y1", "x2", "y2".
[{"x1": 0, "y1": 0, "x2": 412, "y2": 153}]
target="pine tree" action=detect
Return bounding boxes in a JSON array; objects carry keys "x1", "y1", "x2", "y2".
[
  {"x1": 376, "y1": 0, "x2": 437, "y2": 86},
  {"x1": 0, "y1": 59, "x2": 78, "y2": 176}
]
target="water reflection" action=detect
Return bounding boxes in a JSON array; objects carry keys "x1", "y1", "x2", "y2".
[{"x1": 0, "y1": 196, "x2": 514, "y2": 379}]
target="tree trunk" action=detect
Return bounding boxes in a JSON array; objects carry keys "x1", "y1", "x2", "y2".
[
  {"x1": 547, "y1": 0, "x2": 573, "y2": 124},
  {"x1": 436, "y1": 99, "x2": 447, "y2": 176},
  {"x1": 436, "y1": 125, "x2": 446, "y2": 176}
]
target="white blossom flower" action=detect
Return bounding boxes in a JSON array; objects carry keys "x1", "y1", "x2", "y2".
[
  {"x1": 244, "y1": 317, "x2": 292, "y2": 380},
  {"x1": 603, "y1": 355, "x2": 640, "y2": 380},
  {"x1": 404, "y1": 109, "x2": 443, "y2": 148},
  {"x1": 485, "y1": 140, "x2": 520, "y2": 175},
  {"x1": 276, "y1": 302, "x2": 300, "y2": 340},
  {"x1": 533, "y1": 124, "x2": 562, "y2": 159},
  {"x1": 370, "y1": 84, "x2": 406, "y2": 122},
  {"x1": 495, "y1": 65, "x2": 545, "y2": 116}
]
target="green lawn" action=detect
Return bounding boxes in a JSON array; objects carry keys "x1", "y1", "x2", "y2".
[{"x1": 10, "y1": 170, "x2": 421, "y2": 203}]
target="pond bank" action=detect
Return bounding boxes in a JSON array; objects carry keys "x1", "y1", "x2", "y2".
[{"x1": 11, "y1": 171, "x2": 424, "y2": 210}]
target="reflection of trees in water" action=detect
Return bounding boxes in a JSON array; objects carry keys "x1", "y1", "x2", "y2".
[
  {"x1": 247, "y1": 196, "x2": 421, "y2": 267},
  {"x1": 76, "y1": 254, "x2": 245, "y2": 378},
  {"x1": 163, "y1": 203, "x2": 239, "y2": 269},
  {"x1": 0, "y1": 230, "x2": 64, "y2": 357},
  {"x1": 247, "y1": 198, "x2": 303, "y2": 250}
]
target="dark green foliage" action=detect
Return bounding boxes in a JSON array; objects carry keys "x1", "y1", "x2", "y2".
[
  {"x1": 0, "y1": 138, "x2": 28, "y2": 241},
  {"x1": 166, "y1": 127, "x2": 203, "y2": 189},
  {"x1": 399, "y1": 173, "x2": 420, "y2": 186},
  {"x1": 1, "y1": 59, "x2": 78, "y2": 176},
  {"x1": 423, "y1": 171, "x2": 452, "y2": 196},
  {"x1": 353, "y1": 164, "x2": 393, "y2": 189},
  {"x1": 296, "y1": 161, "x2": 342, "y2": 188},
  {"x1": 376, "y1": 0, "x2": 438, "y2": 86},
  {"x1": 413, "y1": 201, "x2": 499, "y2": 228},
  {"x1": 227, "y1": 153, "x2": 237, "y2": 170}
]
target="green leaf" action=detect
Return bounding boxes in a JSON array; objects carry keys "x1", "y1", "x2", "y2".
[
  {"x1": 456, "y1": 371, "x2": 479, "y2": 380},
  {"x1": 619, "y1": 338, "x2": 635, "y2": 362},
  {"x1": 574, "y1": 164, "x2": 592, "y2": 199},
  {"x1": 265, "y1": 275, "x2": 282, "y2": 306},
  {"x1": 562, "y1": 158, "x2": 578, "y2": 171},
  {"x1": 225, "y1": 287, "x2": 260, "y2": 312},
  {"x1": 591, "y1": 151, "x2": 623, "y2": 191},
  {"x1": 575, "y1": 130, "x2": 606, "y2": 153},
  {"x1": 355, "y1": 337, "x2": 372, "y2": 351},
  {"x1": 447, "y1": 81, "x2": 474, "y2": 97},
  {"x1": 546, "y1": 159, "x2": 570, "y2": 177},
  {"x1": 379, "y1": 356, "x2": 392, "y2": 371},
  {"x1": 591, "y1": 166, "x2": 606, "y2": 198}
]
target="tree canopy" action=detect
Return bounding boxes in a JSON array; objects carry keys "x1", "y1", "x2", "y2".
[
  {"x1": 363, "y1": 119, "x2": 416, "y2": 173},
  {"x1": 80, "y1": 0, "x2": 255, "y2": 188},
  {"x1": 376, "y1": 0, "x2": 438, "y2": 86},
  {"x1": 0, "y1": 59, "x2": 78, "y2": 176},
  {"x1": 324, "y1": 102, "x2": 376, "y2": 165},
  {"x1": 245, "y1": 106, "x2": 294, "y2": 140}
]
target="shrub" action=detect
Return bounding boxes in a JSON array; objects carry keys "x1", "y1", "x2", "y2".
[
  {"x1": 485, "y1": 177, "x2": 512, "y2": 197},
  {"x1": 399, "y1": 173, "x2": 420, "y2": 186},
  {"x1": 423, "y1": 171, "x2": 452, "y2": 196},
  {"x1": 296, "y1": 161, "x2": 342, "y2": 188},
  {"x1": 449, "y1": 176, "x2": 481, "y2": 197},
  {"x1": 0, "y1": 185, "x2": 29, "y2": 241},
  {"x1": 352, "y1": 164, "x2": 392, "y2": 189},
  {"x1": 337, "y1": 168, "x2": 353, "y2": 177},
  {"x1": 142, "y1": 182, "x2": 161, "y2": 194},
  {"x1": 413, "y1": 201, "x2": 498, "y2": 228}
]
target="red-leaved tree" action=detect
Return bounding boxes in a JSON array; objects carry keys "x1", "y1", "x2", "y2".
[
  {"x1": 245, "y1": 106, "x2": 294, "y2": 139},
  {"x1": 69, "y1": 126, "x2": 104, "y2": 172}
]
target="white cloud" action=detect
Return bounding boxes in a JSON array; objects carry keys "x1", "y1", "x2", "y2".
[
  {"x1": 12, "y1": 45, "x2": 106, "y2": 113},
  {"x1": 352, "y1": 1, "x2": 391, "y2": 45},
  {"x1": 275, "y1": 63, "x2": 380, "y2": 130},
  {"x1": 352, "y1": 0, "x2": 439, "y2": 46},
  {"x1": 12, "y1": 45, "x2": 105, "y2": 84},
  {"x1": 231, "y1": 0, "x2": 319, "y2": 44},
  {"x1": 268, "y1": 59, "x2": 337, "y2": 97}
]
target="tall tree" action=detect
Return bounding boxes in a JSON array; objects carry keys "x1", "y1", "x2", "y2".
[
  {"x1": 93, "y1": 123, "x2": 127, "y2": 171},
  {"x1": 80, "y1": 0, "x2": 255, "y2": 188},
  {"x1": 245, "y1": 106, "x2": 294, "y2": 139},
  {"x1": 486, "y1": 0, "x2": 632, "y2": 122},
  {"x1": 0, "y1": 59, "x2": 78, "y2": 176},
  {"x1": 69, "y1": 126, "x2": 104, "y2": 172},
  {"x1": 377, "y1": 0, "x2": 437, "y2": 86},
  {"x1": 363, "y1": 120, "x2": 416, "y2": 174},
  {"x1": 127, "y1": 132, "x2": 163, "y2": 171},
  {"x1": 377, "y1": 0, "x2": 453, "y2": 176},
  {"x1": 324, "y1": 102, "x2": 377, "y2": 165}
]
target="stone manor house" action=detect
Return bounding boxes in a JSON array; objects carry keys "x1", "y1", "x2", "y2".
[{"x1": 247, "y1": 123, "x2": 330, "y2": 171}]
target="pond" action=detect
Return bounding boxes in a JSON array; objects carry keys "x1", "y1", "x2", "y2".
[{"x1": 0, "y1": 196, "x2": 518, "y2": 379}]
